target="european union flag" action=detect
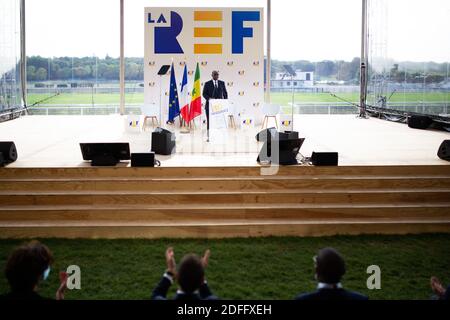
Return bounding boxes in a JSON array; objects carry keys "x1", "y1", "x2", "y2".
[{"x1": 168, "y1": 63, "x2": 180, "y2": 122}]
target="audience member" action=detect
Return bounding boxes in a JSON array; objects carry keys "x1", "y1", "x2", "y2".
[
  {"x1": 295, "y1": 247, "x2": 368, "y2": 300},
  {"x1": 0, "y1": 240, "x2": 67, "y2": 300},
  {"x1": 151, "y1": 247, "x2": 217, "y2": 300}
]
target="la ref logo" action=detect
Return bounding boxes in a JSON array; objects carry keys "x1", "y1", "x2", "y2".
[{"x1": 148, "y1": 10, "x2": 260, "y2": 55}]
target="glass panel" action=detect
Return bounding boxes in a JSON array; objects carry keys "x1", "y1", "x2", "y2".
[
  {"x1": 270, "y1": 0, "x2": 361, "y2": 115},
  {"x1": 26, "y1": 0, "x2": 120, "y2": 115},
  {"x1": 0, "y1": 0, "x2": 21, "y2": 113},
  {"x1": 367, "y1": 0, "x2": 450, "y2": 117}
]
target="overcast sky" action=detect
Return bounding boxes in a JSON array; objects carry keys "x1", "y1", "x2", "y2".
[{"x1": 26, "y1": 0, "x2": 449, "y2": 62}]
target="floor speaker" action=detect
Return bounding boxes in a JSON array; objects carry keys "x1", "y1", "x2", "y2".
[
  {"x1": 0, "y1": 141, "x2": 18, "y2": 164},
  {"x1": 438, "y1": 140, "x2": 450, "y2": 161},
  {"x1": 407, "y1": 115, "x2": 433, "y2": 129},
  {"x1": 151, "y1": 127, "x2": 176, "y2": 155},
  {"x1": 277, "y1": 131, "x2": 299, "y2": 140},
  {"x1": 258, "y1": 138, "x2": 305, "y2": 165},
  {"x1": 131, "y1": 152, "x2": 160, "y2": 167},
  {"x1": 311, "y1": 152, "x2": 338, "y2": 166},
  {"x1": 256, "y1": 127, "x2": 277, "y2": 142}
]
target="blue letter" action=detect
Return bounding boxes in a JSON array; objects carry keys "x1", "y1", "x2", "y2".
[
  {"x1": 148, "y1": 13, "x2": 155, "y2": 23},
  {"x1": 232, "y1": 11, "x2": 260, "y2": 54},
  {"x1": 155, "y1": 11, "x2": 184, "y2": 54},
  {"x1": 157, "y1": 14, "x2": 167, "y2": 24}
]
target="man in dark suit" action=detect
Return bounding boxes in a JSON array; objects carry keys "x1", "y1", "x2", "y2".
[
  {"x1": 295, "y1": 247, "x2": 368, "y2": 300},
  {"x1": 151, "y1": 247, "x2": 218, "y2": 300},
  {"x1": 202, "y1": 70, "x2": 228, "y2": 141}
]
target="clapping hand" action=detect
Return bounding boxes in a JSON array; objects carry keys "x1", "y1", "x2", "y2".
[
  {"x1": 430, "y1": 277, "x2": 446, "y2": 298},
  {"x1": 56, "y1": 271, "x2": 68, "y2": 300},
  {"x1": 166, "y1": 247, "x2": 177, "y2": 276},
  {"x1": 202, "y1": 249, "x2": 211, "y2": 268}
]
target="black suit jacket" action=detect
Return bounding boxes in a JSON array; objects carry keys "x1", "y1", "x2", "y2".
[
  {"x1": 202, "y1": 80, "x2": 228, "y2": 111},
  {"x1": 295, "y1": 288, "x2": 368, "y2": 301},
  {"x1": 0, "y1": 290, "x2": 49, "y2": 300},
  {"x1": 151, "y1": 275, "x2": 218, "y2": 301},
  {"x1": 445, "y1": 285, "x2": 450, "y2": 300}
]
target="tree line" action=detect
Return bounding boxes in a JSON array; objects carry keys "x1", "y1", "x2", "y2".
[{"x1": 26, "y1": 56, "x2": 143, "y2": 82}]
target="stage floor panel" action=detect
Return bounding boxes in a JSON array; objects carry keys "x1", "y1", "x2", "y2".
[{"x1": 0, "y1": 114, "x2": 449, "y2": 167}]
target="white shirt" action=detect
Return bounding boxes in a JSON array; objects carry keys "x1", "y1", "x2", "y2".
[{"x1": 317, "y1": 282, "x2": 343, "y2": 289}]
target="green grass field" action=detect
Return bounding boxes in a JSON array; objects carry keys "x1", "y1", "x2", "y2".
[
  {"x1": 0, "y1": 234, "x2": 449, "y2": 300},
  {"x1": 26, "y1": 92, "x2": 449, "y2": 106}
]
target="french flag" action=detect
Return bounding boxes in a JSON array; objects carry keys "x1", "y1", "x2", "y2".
[{"x1": 180, "y1": 64, "x2": 190, "y2": 122}]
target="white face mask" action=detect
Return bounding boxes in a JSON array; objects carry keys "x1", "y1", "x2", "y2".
[{"x1": 43, "y1": 266, "x2": 51, "y2": 281}]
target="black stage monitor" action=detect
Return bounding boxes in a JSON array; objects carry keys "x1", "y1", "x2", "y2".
[
  {"x1": 157, "y1": 65, "x2": 171, "y2": 76},
  {"x1": 258, "y1": 138, "x2": 305, "y2": 165},
  {"x1": 256, "y1": 127, "x2": 277, "y2": 142},
  {"x1": 407, "y1": 115, "x2": 433, "y2": 130},
  {"x1": 311, "y1": 152, "x2": 338, "y2": 166},
  {"x1": 438, "y1": 140, "x2": 450, "y2": 161},
  {"x1": 0, "y1": 141, "x2": 18, "y2": 165},
  {"x1": 151, "y1": 127, "x2": 176, "y2": 155},
  {"x1": 80, "y1": 143, "x2": 130, "y2": 166}
]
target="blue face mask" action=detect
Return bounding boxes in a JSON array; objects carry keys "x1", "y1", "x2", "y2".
[{"x1": 43, "y1": 266, "x2": 51, "y2": 281}]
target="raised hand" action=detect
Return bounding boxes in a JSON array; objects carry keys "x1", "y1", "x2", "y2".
[
  {"x1": 56, "y1": 271, "x2": 68, "y2": 300},
  {"x1": 202, "y1": 249, "x2": 211, "y2": 268},
  {"x1": 166, "y1": 247, "x2": 177, "y2": 275},
  {"x1": 430, "y1": 277, "x2": 446, "y2": 297}
]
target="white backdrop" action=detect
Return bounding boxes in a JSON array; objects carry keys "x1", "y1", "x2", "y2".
[{"x1": 144, "y1": 7, "x2": 264, "y2": 125}]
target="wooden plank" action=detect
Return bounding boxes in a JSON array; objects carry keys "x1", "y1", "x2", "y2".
[
  {"x1": 0, "y1": 221, "x2": 449, "y2": 239},
  {"x1": 1, "y1": 205, "x2": 449, "y2": 221},
  {"x1": 1, "y1": 165, "x2": 450, "y2": 179},
  {"x1": 1, "y1": 190, "x2": 450, "y2": 206},
  {"x1": 2, "y1": 177, "x2": 450, "y2": 192}
]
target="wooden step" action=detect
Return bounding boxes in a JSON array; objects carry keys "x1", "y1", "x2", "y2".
[
  {"x1": 1, "y1": 190, "x2": 450, "y2": 206},
  {"x1": 2, "y1": 177, "x2": 450, "y2": 192},
  {"x1": 1, "y1": 165, "x2": 450, "y2": 179},
  {"x1": 0, "y1": 219, "x2": 449, "y2": 239},
  {"x1": 1, "y1": 203, "x2": 449, "y2": 221},
  {"x1": 1, "y1": 164, "x2": 449, "y2": 239}
]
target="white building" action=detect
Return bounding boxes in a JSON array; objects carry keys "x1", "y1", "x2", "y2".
[{"x1": 271, "y1": 70, "x2": 314, "y2": 89}]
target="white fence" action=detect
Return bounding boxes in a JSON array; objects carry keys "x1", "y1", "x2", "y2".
[{"x1": 27, "y1": 102, "x2": 449, "y2": 116}]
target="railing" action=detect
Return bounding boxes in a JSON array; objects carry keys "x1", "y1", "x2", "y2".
[
  {"x1": 27, "y1": 104, "x2": 142, "y2": 116},
  {"x1": 26, "y1": 102, "x2": 449, "y2": 116},
  {"x1": 283, "y1": 102, "x2": 449, "y2": 116},
  {"x1": 375, "y1": 102, "x2": 449, "y2": 116}
]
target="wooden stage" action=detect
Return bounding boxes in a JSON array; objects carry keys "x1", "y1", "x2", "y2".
[
  {"x1": 0, "y1": 114, "x2": 449, "y2": 167},
  {"x1": 0, "y1": 114, "x2": 449, "y2": 239}
]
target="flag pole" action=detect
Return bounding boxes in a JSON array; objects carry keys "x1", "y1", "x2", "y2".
[{"x1": 180, "y1": 60, "x2": 190, "y2": 133}]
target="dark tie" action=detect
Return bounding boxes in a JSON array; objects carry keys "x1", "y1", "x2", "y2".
[{"x1": 213, "y1": 81, "x2": 219, "y2": 98}]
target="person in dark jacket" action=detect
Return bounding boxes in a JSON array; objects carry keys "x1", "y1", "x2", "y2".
[
  {"x1": 0, "y1": 240, "x2": 67, "y2": 300},
  {"x1": 202, "y1": 70, "x2": 228, "y2": 140},
  {"x1": 151, "y1": 247, "x2": 217, "y2": 300},
  {"x1": 295, "y1": 247, "x2": 368, "y2": 300}
]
